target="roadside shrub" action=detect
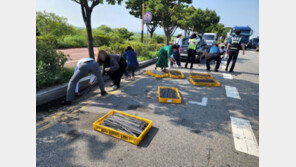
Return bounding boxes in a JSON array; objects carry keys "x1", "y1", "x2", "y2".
[
  {"x1": 98, "y1": 45, "x2": 113, "y2": 54},
  {"x1": 153, "y1": 35, "x2": 166, "y2": 44},
  {"x1": 58, "y1": 35, "x2": 87, "y2": 48},
  {"x1": 36, "y1": 35, "x2": 72, "y2": 91},
  {"x1": 93, "y1": 34, "x2": 111, "y2": 46}
]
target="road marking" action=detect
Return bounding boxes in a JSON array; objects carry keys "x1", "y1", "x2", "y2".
[
  {"x1": 37, "y1": 75, "x2": 146, "y2": 134},
  {"x1": 188, "y1": 97, "x2": 208, "y2": 106},
  {"x1": 230, "y1": 116, "x2": 259, "y2": 157},
  {"x1": 36, "y1": 106, "x2": 88, "y2": 134},
  {"x1": 223, "y1": 73, "x2": 233, "y2": 79},
  {"x1": 225, "y1": 86, "x2": 241, "y2": 99}
]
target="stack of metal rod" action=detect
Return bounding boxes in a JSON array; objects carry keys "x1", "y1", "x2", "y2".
[
  {"x1": 191, "y1": 73, "x2": 210, "y2": 77},
  {"x1": 159, "y1": 88, "x2": 178, "y2": 98},
  {"x1": 170, "y1": 71, "x2": 181, "y2": 76},
  {"x1": 101, "y1": 113, "x2": 148, "y2": 137},
  {"x1": 192, "y1": 79, "x2": 215, "y2": 83}
]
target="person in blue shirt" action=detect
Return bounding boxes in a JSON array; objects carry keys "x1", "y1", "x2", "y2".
[
  {"x1": 205, "y1": 42, "x2": 221, "y2": 72},
  {"x1": 123, "y1": 46, "x2": 139, "y2": 80},
  {"x1": 226, "y1": 30, "x2": 245, "y2": 72}
]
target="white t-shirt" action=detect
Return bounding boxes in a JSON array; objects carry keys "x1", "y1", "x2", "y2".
[{"x1": 174, "y1": 37, "x2": 182, "y2": 47}]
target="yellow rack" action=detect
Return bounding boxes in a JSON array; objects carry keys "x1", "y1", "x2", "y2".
[
  {"x1": 157, "y1": 86, "x2": 182, "y2": 104},
  {"x1": 189, "y1": 72, "x2": 213, "y2": 79},
  {"x1": 146, "y1": 70, "x2": 169, "y2": 78},
  {"x1": 93, "y1": 110, "x2": 153, "y2": 145},
  {"x1": 189, "y1": 78, "x2": 221, "y2": 87},
  {"x1": 169, "y1": 70, "x2": 185, "y2": 79}
]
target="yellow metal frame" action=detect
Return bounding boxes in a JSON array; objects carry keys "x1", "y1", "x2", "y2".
[
  {"x1": 169, "y1": 70, "x2": 185, "y2": 79},
  {"x1": 157, "y1": 86, "x2": 182, "y2": 104},
  {"x1": 146, "y1": 70, "x2": 169, "y2": 78},
  {"x1": 189, "y1": 78, "x2": 221, "y2": 87},
  {"x1": 93, "y1": 110, "x2": 153, "y2": 145},
  {"x1": 189, "y1": 72, "x2": 213, "y2": 79}
]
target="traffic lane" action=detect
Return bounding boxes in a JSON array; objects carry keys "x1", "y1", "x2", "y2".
[{"x1": 37, "y1": 64, "x2": 258, "y2": 166}]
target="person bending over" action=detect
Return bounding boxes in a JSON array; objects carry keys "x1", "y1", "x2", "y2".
[
  {"x1": 64, "y1": 57, "x2": 107, "y2": 105},
  {"x1": 123, "y1": 46, "x2": 139, "y2": 80},
  {"x1": 97, "y1": 50, "x2": 127, "y2": 90},
  {"x1": 155, "y1": 44, "x2": 179, "y2": 73}
]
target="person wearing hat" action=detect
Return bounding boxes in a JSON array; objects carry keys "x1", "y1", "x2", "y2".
[
  {"x1": 155, "y1": 44, "x2": 179, "y2": 73},
  {"x1": 205, "y1": 42, "x2": 221, "y2": 72},
  {"x1": 171, "y1": 32, "x2": 183, "y2": 68},
  {"x1": 226, "y1": 29, "x2": 245, "y2": 72}
]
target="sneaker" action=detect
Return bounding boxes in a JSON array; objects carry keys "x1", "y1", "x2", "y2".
[
  {"x1": 178, "y1": 65, "x2": 182, "y2": 68},
  {"x1": 75, "y1": 92, "x2": 81, "y2": 97},
  {"x1": 101, "y1": 91, "x2": 108, "y2": 96},
  {"x1": 229, "y1": 70, "x2": 234, "y2": 73},
  {"x1": 214, "y1": 69, "x2": 219, "y2": 72}
]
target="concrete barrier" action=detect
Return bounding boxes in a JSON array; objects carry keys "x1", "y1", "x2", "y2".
[{"x1": 36, "y1": 58, "x2": 157, "y2": 106}]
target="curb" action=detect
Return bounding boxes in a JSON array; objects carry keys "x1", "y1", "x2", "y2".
[{"x1": 36, "y1": 58, "x2": 157, "y2": 106}]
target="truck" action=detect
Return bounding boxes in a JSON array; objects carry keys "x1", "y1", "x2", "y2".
[
  {"x1": 203, "y1": 33, "x2": 217, "y2": 47},
  {"x1": 225, "y1": 26, "x2": 253, "y2": 46}
]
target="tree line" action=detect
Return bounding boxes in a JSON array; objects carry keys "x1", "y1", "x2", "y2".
[{"x1": 54, "y1": 0, "x2": 230, "y2": 58}]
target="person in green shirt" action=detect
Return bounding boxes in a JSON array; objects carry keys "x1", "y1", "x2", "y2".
[{"x1": 155, "y1": 44, "x2": 179, "y2": 73}]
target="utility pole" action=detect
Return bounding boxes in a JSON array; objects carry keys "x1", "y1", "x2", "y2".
[{"x1": 141, "y1": 0, "x2": 145, "y2": 43}]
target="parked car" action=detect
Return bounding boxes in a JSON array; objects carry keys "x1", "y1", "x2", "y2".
[{"x1": 180, "y1": 36, "x2": 207, "y2": 63}]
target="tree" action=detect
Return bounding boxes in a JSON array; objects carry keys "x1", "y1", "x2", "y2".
[
  {"x1": 114, "y1": 28, "x2": 134, "y2": 40},
  {"x1": 36, "y1": 11, "x2": 77, "y2": 37},
  {"x1": 71, "y1": 0, "x2": 122, "y2": 58},
  {"x1": 125, "y1": 0, "x2": 161, "y2": 38},
  {"x1": 191, "y1": 8, "x2": 220, "y2": 34},
  {"x1": 177, "y1": 6, "x2": 196, "y2": 37},
  {"x1": 147, "y1": 0, "x2": 192, "y2": 44}
]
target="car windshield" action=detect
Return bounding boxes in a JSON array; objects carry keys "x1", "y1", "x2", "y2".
[{"x1": 203, "y1": 35, "x2": 215, "y2": 40}]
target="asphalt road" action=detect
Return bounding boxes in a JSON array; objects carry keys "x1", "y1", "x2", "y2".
[{"x1": 36, "y1": 50, "x2": 259, "y2": 167}]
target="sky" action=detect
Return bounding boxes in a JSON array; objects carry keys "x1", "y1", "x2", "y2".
[{"x1": 36, "y1": 0, "x2": 259, "y2": 37}]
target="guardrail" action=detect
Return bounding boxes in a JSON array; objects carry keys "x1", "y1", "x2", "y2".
[{"x1": 36, "y1": 58, "x2": 157, "y2": 106}]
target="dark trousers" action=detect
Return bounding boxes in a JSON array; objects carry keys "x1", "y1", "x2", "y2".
[
  {"x1": 185, "y1": 49, "x2": 196, "y2": 69},
  {"x1": 226, "y1": 50, "x2": 239, "y2": 71},
  {"x1": 109, "y1": 58, "x2": 127, "y2": 87},
  {"x1": 124, "y1": 64, "x2": 138, "y2": 77},
  {"x1": 170, "y1": 50, "x2": 181, "y2": 66},
  {"x1": 206, "y1": 53, "x2": 221, "y2": 70}
]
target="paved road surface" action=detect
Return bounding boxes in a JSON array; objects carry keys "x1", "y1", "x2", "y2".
[{"x1": 37, "y1": 50, "x2": 259, "y2": 167}]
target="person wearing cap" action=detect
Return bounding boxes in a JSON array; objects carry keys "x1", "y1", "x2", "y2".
[
  {"x1": 64, "y1": 57, "x2": 107, "y2": 105},
  {"x1": 155, "y1": 44, "x2": 179, "y2": 73},
  {"x1": 205, "y1": 42, "x2": 221, "y2": 72},
  {"x1": 185, "y1": 33, "x2": 198, "y2": 69},
  {"x1": 172, "y1": 32, "x2": 183, "y2": 68},
  {"x1": 226, "y1": 29, "x2": 245, "y2": 72}
]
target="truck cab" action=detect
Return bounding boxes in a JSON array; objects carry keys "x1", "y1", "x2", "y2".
[
  {"x1": 203, "y1": 33, "x2": 217, "y2": 47},
  {"x1": 225, "y1": 26, "x2": 253, "y2": 45}
]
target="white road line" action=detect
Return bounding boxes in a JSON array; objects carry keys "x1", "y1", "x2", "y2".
[
  {"x1": 223, "y1": 73, "x2": 233, "y2": 79},
  {"x1": 225, "y1": 86, "x2": 241, "y2": 99},
  {"x1": 188, "y1": 97, "x2": 208, "y2": 106},
  {"x1": 230, "y1": 116, "x2": 259, "y2": 157}
]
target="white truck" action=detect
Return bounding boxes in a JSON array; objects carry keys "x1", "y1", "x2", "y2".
[{"x1": 203, "y1": 33, "x2": 217, "y2": 47}]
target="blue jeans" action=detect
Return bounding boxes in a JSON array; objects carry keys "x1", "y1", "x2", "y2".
[{"x1": 170, "y1": 50, "x2": 181, "y2": 66}]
